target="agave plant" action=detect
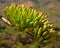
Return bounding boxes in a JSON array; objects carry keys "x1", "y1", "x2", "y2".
[{"x1": 4, "y1": 4, "x2": 56, "y2": 46}]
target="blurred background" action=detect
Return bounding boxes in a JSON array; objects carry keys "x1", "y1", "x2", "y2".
[{"x1": 0, "y1": 0, "x2": 60, "y2": 48}]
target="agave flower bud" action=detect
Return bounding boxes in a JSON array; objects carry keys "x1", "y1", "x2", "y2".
[{"x1": 36, "y1": 27, "x2": 42, "y2": 40}]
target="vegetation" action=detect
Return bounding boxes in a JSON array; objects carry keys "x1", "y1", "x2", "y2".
[
  {"x1": 0, "y1": 0, "x2": 60, "y2": 29},
  {"x1": 0, "y1": 4, "x2": 56, "y2": 48},
  {"x1": 0, "y1": 0, "x2": 60, "y2": 48}
]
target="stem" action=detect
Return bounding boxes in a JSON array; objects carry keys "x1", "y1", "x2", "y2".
[{"x1": 0, "y1": 15, "x2": 12, "y2": 26}]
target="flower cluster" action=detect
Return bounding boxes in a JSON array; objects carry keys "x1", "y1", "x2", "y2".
[{"x1": 4, "y1": 4, "x2": 56, "y2": 45}]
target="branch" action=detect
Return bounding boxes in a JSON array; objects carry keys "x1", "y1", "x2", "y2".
[{"x1": 0, "y1": 15, "x2": 12, "y2": 26}]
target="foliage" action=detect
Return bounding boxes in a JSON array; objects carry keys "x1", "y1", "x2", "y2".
[{"x1": 3, "y1": 4, "x2": 56, "y2": 47}]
